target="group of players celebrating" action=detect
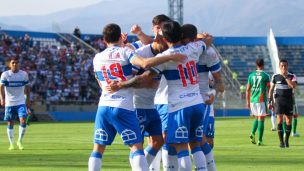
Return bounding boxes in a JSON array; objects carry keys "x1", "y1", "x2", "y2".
[{"x1": 88, "y1": 14, "x2": 224, "y2": 171}]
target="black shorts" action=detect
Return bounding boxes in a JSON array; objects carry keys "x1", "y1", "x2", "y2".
[{"x1": 274, "y1": 97, "x2": 293, "y2": 116}]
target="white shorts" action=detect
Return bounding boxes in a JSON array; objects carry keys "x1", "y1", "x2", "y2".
[{"x1": 250, "y1": 102, "x2": 267, "y2": 116}]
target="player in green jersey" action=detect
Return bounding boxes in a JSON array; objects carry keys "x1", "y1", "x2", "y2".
[{"x1": 246, "y1": 58, "x2": 270, "y2": 146}]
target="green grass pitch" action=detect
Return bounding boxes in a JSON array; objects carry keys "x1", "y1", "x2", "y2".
[{"x1": 0, "y1": 117, "x2": 303, "y2": 171}]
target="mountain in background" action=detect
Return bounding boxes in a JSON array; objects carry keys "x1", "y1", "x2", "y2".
[{"x1": 0, "y1": 0, "x2": 303, "y2": 36}]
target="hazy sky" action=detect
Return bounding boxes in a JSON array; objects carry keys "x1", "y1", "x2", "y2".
[{"x1": 0, "y1": 0, "x2": 102, "y2": 16}]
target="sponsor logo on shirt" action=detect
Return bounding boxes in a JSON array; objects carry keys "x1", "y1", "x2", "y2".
[{"x1": 179, "y1": 92, "x2": 199, "y2": 98}]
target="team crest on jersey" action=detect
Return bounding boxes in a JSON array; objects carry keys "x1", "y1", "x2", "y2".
[
  {"x1": 94, "y1": 129, "x2": 108, "y2": 141},
  {"x1": 195, "y1": 125, "x2": 204, "y2": 137},
  {"x1": 121, "y1": 129, "x2": 137, "y2": 143},
  {"x1": 175, "y1": 126, "x2": 188, "y2": 139}
]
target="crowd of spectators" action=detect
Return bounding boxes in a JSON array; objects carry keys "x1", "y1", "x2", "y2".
[{"x1": 0, "y1": 31, "x2": 105, "y2": 105}]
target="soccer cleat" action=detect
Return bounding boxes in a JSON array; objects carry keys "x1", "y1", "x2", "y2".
[
  {"x1": 271, "y1": 128, "x2": 277, "y2": 131},
  {"x1": 17, "y1": 141, "x2": 24, "y2": 150},
  {"x1": 8, "y1": 144, "x2": 15, "y2": 150},
  {"x1": 250, "y1": 134, "x2": 256, "y2": 144},
  {"x1": 257, "y1": 141, "x2": 263, "y2": 146},
  {"x1": 279, "y1": 142, "x2": 285, "y2": 148},
  {"x1": 292, "y1": 132, "x2": 300, "y2": 137},
  {"x1": 285, "y1": 141, "x2": 289, "y2": 148}
]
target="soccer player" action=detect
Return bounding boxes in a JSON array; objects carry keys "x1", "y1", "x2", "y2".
[
  {"x1": 0, "y1": 56, "x2": 31, "y2": 150},
  {"x1": 88, "y1": 23, "x2": 186, "y2": 171},
  {"x1": 268, "y1": 59, "x2": 297, "y2": 148},
  {"x1": 246, "y1": 58, "x2": 270, "y2": 146},
  {"x1": 152, "y1": 21, "x2": 210, "y2": 171},
  {"x1": 131, "y1": 36, "x2": 169, "y2": 170},
  {"x1": 181, "y1": 24, "x2": 220, "y2": 171},
  {"x1": 130, "y1": 14, "x2": 176, "y2": 171},
  {"x1": 292, "y1": 90, "x2": 300, "y2": 137}
]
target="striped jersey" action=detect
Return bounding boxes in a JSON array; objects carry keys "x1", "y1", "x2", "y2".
[
  {"x1": 0, "y1": 70, "x2": 29, "y2": 106},
  {"x1": 271, "y1": 72, "x2": 296, "y2": 99},
  {"x1": 198, "y1": 46, "x2": 221, "y2": 102},
  {"x1": 132, "y1": 44, "x2": 158, "y2": 109},
  {"x1": 247, "y1": 70, "x2": 270, "y2": 103},
  {"x1": 152, "y1": 41, "x2": 206, "y2": 113},
  {"x1": 93, "y1": 46, "x2": 135, "y2": 111}
]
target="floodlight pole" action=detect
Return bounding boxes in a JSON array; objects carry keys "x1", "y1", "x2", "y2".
[{"x1": 168, "y1": 0, "x2": 183, "y2": 25}]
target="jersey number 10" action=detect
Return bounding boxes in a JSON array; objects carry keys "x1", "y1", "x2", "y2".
[{"x1": 177, "y1": 61, "x2": 198, "y2": 87}]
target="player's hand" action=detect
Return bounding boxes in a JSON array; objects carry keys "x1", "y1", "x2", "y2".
[
  {"x1": 121, "y1": 32, "x2": 128, "y2": 43},
  {"x1": 106, "y1": 80, "x2": 121, "y2": 93},
  {"x1": 130, "y1": 24, "x2": 142, "y2": 35},
  {"x1": 205, "y1": 94, "x2": 215, "y2": 105},
  {"x1": 171, "y1": 53, "x2": 187, "y2": 63},
  {"x1": 197, "y1": 32, "x2": 213, "y2": 39},
  {"x1": 246, "y1": 102, "x2": 250, "y2": 109}
]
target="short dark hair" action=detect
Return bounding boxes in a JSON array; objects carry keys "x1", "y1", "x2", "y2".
[
  {"x1": 256, "y1": 58, "x2": 264, "y2": 67},
  {"x1": 161, "y1": 21, "x2": 182, "y2": 43},
  {"x1": 152, "y1": 14, "x2": 171, "y2": 26},
  {"x1": 181, "y1": 24, "x2": 197, "y2": 41},
  {"x1": 9, "y1": 56, "x2": 19, "y2": 62},
  {"x1": 102, "y1": 23, "x2": 121, "y2": 43},
  {"x1": 280, "y1": 59, "x2": 288, "y2": 65}
]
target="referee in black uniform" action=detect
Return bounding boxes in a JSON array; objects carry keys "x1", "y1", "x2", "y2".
[{"x1": 268, "y1": 59, "x2": 297, "y2": 148}]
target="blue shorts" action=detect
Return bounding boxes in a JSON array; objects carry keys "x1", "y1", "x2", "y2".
[
  {"x1": 206, "y1": 116, "x2": 215, "y2": 139},
  {"x1": 203, "y1": 105, "x2": 210, "y2": 134},
  {"x1": 155, "y1": 104, "x2": 168, "y2": 133},
  {"x1": 166, "y1": 103, "x2": 206, "y2": 144},
  {"x1": 94, "y1": 106, "x2": 143, "y2": 146},
  {"x1": 4, "y1": 104, "x2": 27, "y2": 121},
  {"x1": 135, "y1": 108, "x2": 162, "y2": 138}
]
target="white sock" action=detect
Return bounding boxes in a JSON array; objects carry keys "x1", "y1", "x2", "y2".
[
  {"x1": 271, "y1": 114, "x2": 276, "y2": 129},
  {"x1": 205, "y1": 152, "x2": 216, "y2": 171},
  {"x1": 144, "y1": 146, "x2": 158, "y2": 168},
  {"x1": 131, "y1": 150, "x2": 149, "y2": 171},
  {"x1": 149, "y1": 150, "x2": 162, "y2": 171},
  {"x1": 177, "y1": 150, "x2": 192, "y2": 171},
  {"x1": 201, "y1": 143, "x2": 216, "y2": 171},
  {"x1": 130, "y1": 152, "x2": 134, "y2": 169},
  {"x1": 7, "y1": 127, "x2": 14, "y2": 145},
  {"x1": 18, "y1": 125, "x2": 26, "y2": 142},
  {"x1": 191, "y1": 147, "x2": 207, "y2": 171},
  {"x1": 162, "y1": 147, "x2": 178, "y2": 171},
  {"x1": 88, "y1": 151, "x2": 102, "y2": 171}
]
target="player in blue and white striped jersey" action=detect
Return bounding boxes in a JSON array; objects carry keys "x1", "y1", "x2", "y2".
[
  {"x1": 0, "y1": 56, "x2": 31, "y2": 151},
  {"x1": 151, "y1": 21, "x2": 211, "y2": 171},
  {"x1": 131, "y1": 37, "x2": 168, "y2": 170},
  {"x1": 180, "y1": 24, "x2": 222, "y2": 171}
]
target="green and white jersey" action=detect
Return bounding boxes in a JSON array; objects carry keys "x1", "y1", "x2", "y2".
[{"x1": 247, "y1": 70, "x2": 270, "y2": 103}]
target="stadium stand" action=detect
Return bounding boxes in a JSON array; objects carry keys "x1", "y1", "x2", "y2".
[
  {"x1": 0, "y1": 29, "x2": 303, "y2": 121},
  {"x1": 214, "y1": 37, "x2": 272, "y2": 85},
  {"x1": 276, "y1": 37, "x2": 304, "y2": 78}
]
